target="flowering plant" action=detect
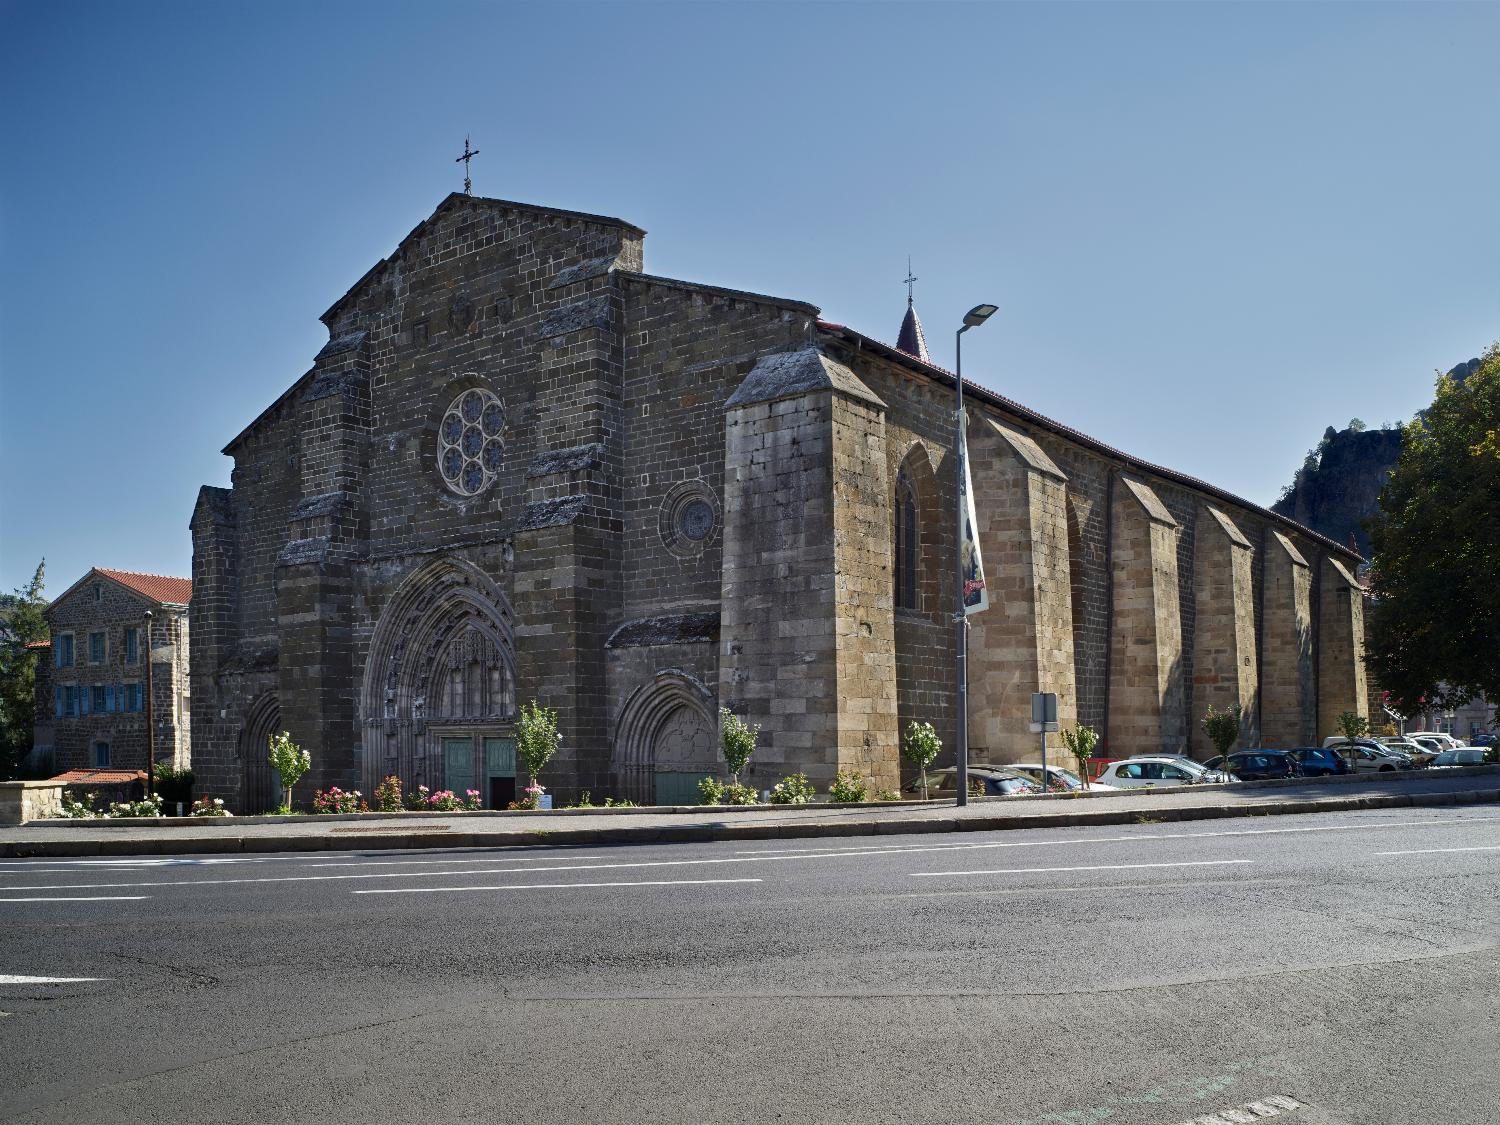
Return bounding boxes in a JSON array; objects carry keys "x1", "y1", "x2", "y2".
[
  {"x1": 267, "y1": 731, "x2": 311, "y2": 814},
  {"x1": 374, "y1": 774, "x2": 403, "y2": 813},
  {"x1": 58, "y1": 792, "x2": 100, "y2": 819},
  {"x1": 511, "y1": 783, "x2": 546, "y2": 811},
  {"x1": 406, "y1": 784, "x2": 432, "y2": 811},
  {"x1": 697, "y1": 777, "x2": 724, "y2": 805},
  {"x1": 768, "y1": 773, "x2": 815, "y2": 804},
  {"x1": 312, "y1": 787, "x2": 362, "y2": 815},
  {"x1": 191, "y1": 796, "x2": 231, "y2": 817},
  {"x1": 464, "y1": 788, "x2": 482, "y2": 811},
  {"x1": 424, "y1": 789, "x2": 464, "y2": 812},
  {"x1": 108, "y1": 794, "x2": 164, "y2": 819}
]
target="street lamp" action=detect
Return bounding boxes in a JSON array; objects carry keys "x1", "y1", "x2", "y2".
[
  {"x1": 954, "y1": 303, "x2": 997, "y2": 807},
  {"x1": 143, "y1": 610, "x2": 154, "y2": 801}
]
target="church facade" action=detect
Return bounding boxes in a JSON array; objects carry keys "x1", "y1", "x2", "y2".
[{"x1": 189, "y1": 193, "x2": 1368, "y2": 812}]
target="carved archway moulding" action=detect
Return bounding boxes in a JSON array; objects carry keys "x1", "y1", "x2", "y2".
[
  {"x1": 611, "y1": 670, "x2": 717, "y2": 803},
  {"x1": 360, "y1": 557, "x2": 518, "y2": 788}
]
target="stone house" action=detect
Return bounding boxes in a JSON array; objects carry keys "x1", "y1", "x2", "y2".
[
  {"x1": 189, "y1": 192, "x2": 1368, "y2": 812},
  {"x1": 37, "y1": 568, "x2": 192, "y2": 776}
]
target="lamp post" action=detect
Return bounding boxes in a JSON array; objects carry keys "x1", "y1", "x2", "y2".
[
  {"x1": 143, "y1": 610, "x2": 155, "y2": 801},
  {"x1": 954, "y1": 303, "x2": 998, "y2": 807}
]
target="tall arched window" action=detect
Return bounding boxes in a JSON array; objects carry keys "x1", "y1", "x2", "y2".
[
  {"x1": 894, "y1": 468, "x2": 919, "y2": 611},
  {"x1": 430, "y1": 625, "x2": 517, "y2": 720}
]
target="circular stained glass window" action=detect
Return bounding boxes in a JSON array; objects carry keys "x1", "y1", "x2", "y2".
[
  {"x1": 679, "y1": 498, "x2": 715, "y2": 541},
  {"x1": 439, "y1": 387, "x2": 504, "y2": 497}
]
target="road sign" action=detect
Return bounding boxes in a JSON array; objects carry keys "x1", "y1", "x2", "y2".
[{"x1": 1029, "y1": 692, "x2": 1059, "y2": 733}]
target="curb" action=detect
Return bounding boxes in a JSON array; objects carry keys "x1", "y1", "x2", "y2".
[{"x1": 3, "y1": 787, "x2": 1497, "y2": 858}]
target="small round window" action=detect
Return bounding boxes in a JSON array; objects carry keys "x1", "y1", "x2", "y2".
[
  {"x1": 678, "y1": 499, "x2": 715, "y2": 541},
  {"x1": 438, "y1": 388, "x2": 505, "y2": 497},
  {"x1": 659, "y1": 481, "x2": 720, "y2": 557}
]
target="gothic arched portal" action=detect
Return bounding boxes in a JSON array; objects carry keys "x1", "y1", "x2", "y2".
[
  {"x1": 612, "y1": 671, "x2": 717, "y2": 804},
  {"x1": 360, "y1": 557, "x2": 519, "y2": 804},
  {"x1": 240, "y1": 692, "x2": 282, "y2": 815}
]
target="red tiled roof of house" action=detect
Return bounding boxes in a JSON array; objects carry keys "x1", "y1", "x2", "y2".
[
  {"x1": 50, "y1": 769, "x2": 148, "y2": 786},
  {"x1": 95, "y1": 568, "x2": 192, "y2": 605},
  {"x1": 24, "y1": 640, "x2": 51, "y2": 649}
]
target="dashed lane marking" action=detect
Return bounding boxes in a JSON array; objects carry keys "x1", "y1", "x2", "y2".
[
  {"x1": 911, "y1": 859, "x2": 1253, "y2": 877},
  {"x1": 1375, "y1": 845, "x2": 1500, "y2": 856},
  {"x1": 0, "y1": 974, "x2": 108, "y2": 984},
  {"x1": 0, "y1": 896, "x2": 149, "y2": 903},
  {"x1": 354, "y1": 877, "x2": 764, "y2": 896}
]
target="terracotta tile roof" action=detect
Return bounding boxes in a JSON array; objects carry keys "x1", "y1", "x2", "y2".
[
  {"x1": 95, "y1": 568, "x2": 192, "y2": 605},
  {"x1": 50, "y1": 769, "x2": 148, "y2": 786},
  {"x1": 24, "y1": 640, "x2": 50, "y2": 649}
]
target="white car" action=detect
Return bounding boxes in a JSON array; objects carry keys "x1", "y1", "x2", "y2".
[
  {"x1": 1095, "y1": 757, "x2": 1212, "y2": 789},
  {"x1": 1430, "y1": 748, "x2": 1489, "y2": 767},
  {"x1": 1409, "y1": 732, "x2": 1463, "y2": 751},
  {"x1": 1006, "y1": 763, "x2": 1118, "y2": 792}
]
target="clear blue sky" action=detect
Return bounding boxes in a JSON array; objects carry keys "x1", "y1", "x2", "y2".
[{"x1": 2, "y1": 1, "x2": 1497, "y2": 595}]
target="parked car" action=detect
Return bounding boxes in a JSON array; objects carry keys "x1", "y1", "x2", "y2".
[
  {"x1": 1096, "y1": 757, "x2": 1213, "y2": 789},
  {"x1": 1324, "y1": 741, "x2": 1414, "y2": 772},
  {"x1": 1285, "y1": 747, "x2": 1353, "y2": 776},
  {"x1": 1430, "y1": 748, "x2": 1491, "y2": 767},
  {"x1": 905, "y1": 766, "x2": 1042, "y2": 798},
  {"x1": 1408, "y1": 732, "x2": 1463, "y2": 750},
  {"x1": 1374, "y1": 737, "x2": 1435, "y2": 767},
  {"x1": 1120, "y1": 753, "x2": 1234, "y2": 784},
  {"x1": 1473, "y1": 734, "x2": 1496, "y2": 747},
  {"x1": 1005, "y1": 763, "x2": 1118, "y2": 792},
  {"x1": 1201, "y1": 750, "x2": 1303, "y2": 781}
]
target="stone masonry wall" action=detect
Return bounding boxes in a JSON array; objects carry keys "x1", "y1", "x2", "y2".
[
  {"x1": 1190, "y1": 507, "x2": 1260, "y2": 756},
  {"x1": 1317, "y1": 557, "x2": 1369, "y2": 739},
  {"x1": 1260, "y1": 531, "x2": 1316, "y2": 748}
]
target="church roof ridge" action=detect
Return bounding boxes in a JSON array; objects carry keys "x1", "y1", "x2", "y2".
[
  {"x1": 320, "y1": 193, "x2": 647, "y2": 326},
  {"x1": 617, "y1": 271, "x2": 821, "y2": 316},
  {"x1": 816, "y1": 320, "x2": 1363, "y2": 565}
]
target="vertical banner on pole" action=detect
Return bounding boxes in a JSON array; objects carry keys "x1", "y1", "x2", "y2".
[{"x1": 961, "y1": 431, "x2": 988, "y2": 616}]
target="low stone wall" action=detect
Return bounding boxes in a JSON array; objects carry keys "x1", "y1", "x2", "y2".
[{"x1": 0, "y1": 781, "x2": 65, "y2": 826}]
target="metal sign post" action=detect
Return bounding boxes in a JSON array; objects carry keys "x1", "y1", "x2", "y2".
[{"x1": 1030, "y1": 692, "x2": 1059, "y2": 792}]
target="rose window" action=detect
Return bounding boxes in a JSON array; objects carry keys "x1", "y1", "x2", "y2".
[{"x1": 438, "y1": 388, "x2": 505, "y2": 497}]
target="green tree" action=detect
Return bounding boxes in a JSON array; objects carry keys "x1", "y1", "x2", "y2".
[
  {"x1": 267, "y1": 731, "x2": 311, "y2": 814},
  {"x1": 516, "y1": 699, "x2": 561, "y2": 788},
  {"x1": 1366, "y1": 344, "x2": 1500, "y2": 718},
  {"x1": 719, "y1": 707, "x2": 758, "y2": 784},
  {"x1": 0, "y1": 561, "x2": 48, "y2": 780},
  {"x1": 1059, "y1": 724, "x2": 1099, "y2": 791},
  {"x1": 1201, "y1": 704, "x2": 1243, "y2": 758},
  {"x1": 901, "y1": 720, "x2": 942, "y2": 799}
]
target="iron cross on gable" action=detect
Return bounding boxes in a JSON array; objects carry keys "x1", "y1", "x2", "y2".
[
  {"x1": 455, "y1": 136, "x2": 480, "y2": 195},
  {"x1": 904, "y1": 256, "x2": 918, "y2": 303}
]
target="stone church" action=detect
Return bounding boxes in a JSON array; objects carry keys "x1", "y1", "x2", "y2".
[{"x1": 190, "y1": 192, "x2": 1368, "y2": 812}]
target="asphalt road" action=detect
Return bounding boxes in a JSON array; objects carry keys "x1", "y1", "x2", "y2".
[{"x1": 1, "y1": 805, "x2": 1496, "y2": 1124}]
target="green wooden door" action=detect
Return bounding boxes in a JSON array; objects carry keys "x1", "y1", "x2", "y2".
[
  {"x1": 443, "y1": 737, "x2": 475, "y2": 796},
  {"x1": 654, "y1": 771, "x2": 711, "y2": 806},
  {"x1": 484, "y1": 737, "x2": 516, "y2": 778}
]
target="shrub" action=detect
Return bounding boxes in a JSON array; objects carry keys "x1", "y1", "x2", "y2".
[
  {"x1": 424, "y1": 789, "x2": 464, "y2": 812},
  {"x1": 463, "y1": 788, "x2": 482, "y2": 811},
  {"x1": 516, "y1": 700, "x2": 561, "y2": 787},
  {"x1": 827, "y1": 771, "x2": 869, "y2": 803},
  {"x1": 312, "y1": 787, "x2": 362, "y2": 815},
  {"x1": 58, "y1": 791, "x2": 99, "y2": 819},
  {"x1": 374, "y1": 775, "x2": 403, "y2": 813},
  {"x1": 572, "y1": 790, "x2": 595, "y2": 809},
  {"x1": 191, "y1": 796, "x2": 230, "y2": 817},
  {"x1": 719, "y1": 781, "x2": 759, "y2": 805},
  {"x1": 108, "y1": 794, "x2": 164, "y2": 819},
  {"x1": 720, "y1": 707, "x2": 759, "y2": 783},
  {"x1": 768, "y1": 773, "x2": 815, "y2": 804},
  {"x1": 153, "y1": 763, "x2": 194, "y2": 806},
  {"x1": 874, "y1": 788, "x2": 901, "y2": 802},
  {"x1": 406, "y1": 784, "x2": 432, "y2": 811},
  {"x1": 603, "y1": 796, "x2": 637, "y2": 807},
  {"x1": 902, "y1": 720, "x2": 942, "y2": 799},
  {"x1": 511, "y1": 782, "x2": 547, "y2": 811},
  {"x1": 267, "y1": 731, "x2": 311, "y2": 814},
  {"x1": 697, "y1": 777, "x2": 725, "y2": 805}
]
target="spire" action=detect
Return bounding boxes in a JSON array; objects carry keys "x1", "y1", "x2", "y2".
[{"x1": 895, "y1": 257, "x2": 931, "y2": 363}]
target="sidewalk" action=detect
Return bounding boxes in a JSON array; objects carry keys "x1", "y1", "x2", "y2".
[{"x1": 3, "y1": 767, "x2": 1497, "y2": 858}]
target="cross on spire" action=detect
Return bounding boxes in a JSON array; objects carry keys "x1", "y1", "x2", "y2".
[
  {"x1": 904, "y1": 256, "x2": 918, "y2": 304},
  {"x1": 455, "y1": 136, "x2": 480, "y2": 196}
]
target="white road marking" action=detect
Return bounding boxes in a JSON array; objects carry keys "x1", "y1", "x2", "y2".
[
  {"x1": 1375, "y1": 845, "x2": 1500, "y2": 856},
  {"x1": 355, "y1": 877, "x2": 764, "y2": 896},
  {"x1": 0, "y1": 974, "x2": 108, "y2": 984},
  {"x1": 910, "y1": 860, "x2": 1253, "y2": 878},
  {"x1": 301, "y1": 855, "x2": 606, "y2": 868},
  {"x1": 0, "y1": 896, "x2": 149, "y2": 903},
  {"x1": 3, "y1": 813, "x2": 1493, "y2": 891}
]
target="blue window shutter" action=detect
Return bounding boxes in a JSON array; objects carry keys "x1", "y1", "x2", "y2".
[
  {"x1": 80, "y1": 686, "x2": 90, "y2": 715},
  {"x1": 106, "y1": 684, "x2": 115, "y2": 712},
  {"x1": 54, "y1": 685, "x2": 62, "y2": 718}
]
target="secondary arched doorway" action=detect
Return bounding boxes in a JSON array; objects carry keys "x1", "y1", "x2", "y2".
[
  {"x1": 612, "y1": 671, "x2": 717, "y2": 804},
  {"x1": 240, "y1": 692, "x2": 282, "y2": 815}
]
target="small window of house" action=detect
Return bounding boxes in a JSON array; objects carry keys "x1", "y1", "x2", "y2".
[
  {"x1": 57, "y1": 634, "x2": 75, "y2": 668},
  {"x1": 92, "y1": 685, "x2": 106, "y2": 712},
  {"x1": 93, "y1": 741, "x2": 110, "y2": 767},
  {"x1": 124, "y1": 627, "x2": 139, "y2": 664},
  {"x1": 90, "y1": 632, "x2": 106, "y2": 663}
]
